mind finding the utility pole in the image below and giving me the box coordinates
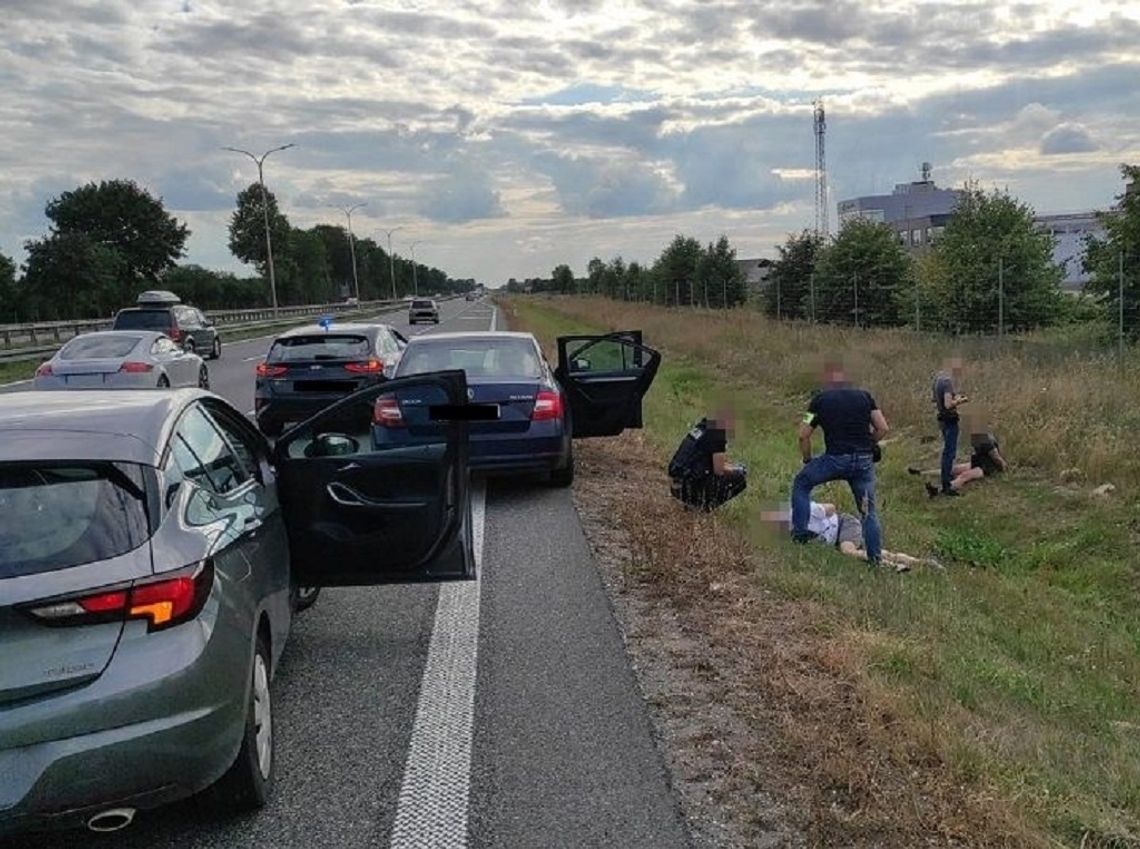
[1120,251,1126,370]
[223,144,295,315]
[809,272,816,322]
[853,270,859,328]
[998,257,1004,338]
[381,227,403,300]
[334,202,366,302]
[813,99,828,239]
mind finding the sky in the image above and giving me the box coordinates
[2,0,1139,286]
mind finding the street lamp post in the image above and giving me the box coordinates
[409,240,425,296]
[381,227,403,300]
[334,202,367,302]
[222,143,296,316]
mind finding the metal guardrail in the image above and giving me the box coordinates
[0,296,463,363]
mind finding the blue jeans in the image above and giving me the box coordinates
[939,418,959,491]
[791,453,882,562]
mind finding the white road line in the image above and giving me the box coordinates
[489,306,497,332]
[389,480,485,849]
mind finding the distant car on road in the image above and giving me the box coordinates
[381,330,660,485]
[0,378,476,836]
[33,331,209,390]
[111,291,221,360]
[465,291,479,301]
[254,322,408,437]
[408,298,440,324]
[344,296,359,306]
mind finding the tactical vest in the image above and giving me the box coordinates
[668,420,710,480]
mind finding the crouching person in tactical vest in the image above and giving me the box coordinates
[668,407,747,511]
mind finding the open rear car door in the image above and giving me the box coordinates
[555,331,661,438]
[271,370,474,586]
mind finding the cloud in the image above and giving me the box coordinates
[416,169,506,223]
[1040,123,1099,155]
[534,152,678,218]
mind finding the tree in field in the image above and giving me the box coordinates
[585,257,605,295]
[653,235,703,306]
[0,252,17,321]
[766,230,822,320]
[46,180,189,290]
[925,185,1063,333]
[626,261,646,301]
[696,235,745,308]
[552,264,574,294]
[228,183,291,277]
[286,229,333,304]
[1084,164,1140,339]
[22,233,125,320]
[812,218,912,327]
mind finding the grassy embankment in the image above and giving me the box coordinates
[505,294,1140,847]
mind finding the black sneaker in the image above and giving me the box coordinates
[941,487,961,497]
[907,466,923,476]
[925,482,939,499]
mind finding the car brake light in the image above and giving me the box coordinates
[373,394,405,427]
[24,560,214,632]
[345,358,383,374]
[35,362,53,377]
[167,327,181,341]
[256,362,287,378]
[532,389,563,421]
[119,361,154,373]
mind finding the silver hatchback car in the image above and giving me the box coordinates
[33,331,209,390]
[1,378,476,836]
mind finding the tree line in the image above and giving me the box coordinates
[0,179,474,323]
[507,234,747,308]
[762,166,1139,336]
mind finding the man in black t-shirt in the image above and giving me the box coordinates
[791,360,889,564]
[668,409,747,511]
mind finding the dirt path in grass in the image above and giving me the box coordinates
[568,433,1038,848]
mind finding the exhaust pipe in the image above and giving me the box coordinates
[86,807,136,833]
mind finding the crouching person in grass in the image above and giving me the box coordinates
[762,501,941,573]
[668,406,747,512]
[908,413,1008,498]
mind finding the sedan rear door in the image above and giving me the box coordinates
[271,371,474,586]
[555,331,661,438]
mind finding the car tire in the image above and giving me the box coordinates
[290,584,321,613]
[210,338,222,360]
[205,633,274,813]
[156,375,170,388]
[184,338,196,355]
[198,365,210,390]
[550,446,575,488]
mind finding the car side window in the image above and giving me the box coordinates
[175,405,251,495]
[202,404,266,484]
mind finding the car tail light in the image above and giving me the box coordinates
[119,361,154,373]
[24,560,214,633]
[256,362,287,378]
[345,358,383,374]
[532,389,563,421]
[167,327,182,342]
[373,394,405,427]
[35,362,53,377]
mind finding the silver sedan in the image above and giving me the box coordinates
[33,331,209,390]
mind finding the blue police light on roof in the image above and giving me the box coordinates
[318,315,333,331]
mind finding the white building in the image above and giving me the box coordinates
[1033,212,1105,291]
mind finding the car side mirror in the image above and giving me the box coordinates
[573,358,591,371]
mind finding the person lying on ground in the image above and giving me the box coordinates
[908,428,1008,498]
[668,406,747,511]
[761,501,941,572]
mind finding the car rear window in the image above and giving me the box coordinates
[59,335,141,360]
[0,462,151,579]
[267,334,371,362]
[397,337,542,378]
[113,309,173,331]
[411,300,434,309]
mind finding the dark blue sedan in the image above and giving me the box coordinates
[375,331,660,485]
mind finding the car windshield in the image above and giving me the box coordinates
[267,334,370,362]
[0,462,151,579]
[114,310,171,330]
[411,300,434,308]
[397,337,542,378]
[59,334,142,359]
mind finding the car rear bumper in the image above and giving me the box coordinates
[256,386,381,428]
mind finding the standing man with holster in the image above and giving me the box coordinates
[932,357,968,497]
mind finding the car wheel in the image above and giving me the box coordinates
[550,446,575,488]
[198,365,210,390]
[205,634,274,813]
[184,338,196,355]
[290,584,321,613]
[156,375,170,388]
[211,338,222,360]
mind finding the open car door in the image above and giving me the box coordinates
[555,330,661,438]
[271,370,474,586]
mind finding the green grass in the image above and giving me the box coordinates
[505,296,1140,846]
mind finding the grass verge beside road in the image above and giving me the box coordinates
[503,295,1140,848]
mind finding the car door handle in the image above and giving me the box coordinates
[326,481,426,510]
[244,516,263,533]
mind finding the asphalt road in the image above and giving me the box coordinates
[0,297,691,849]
